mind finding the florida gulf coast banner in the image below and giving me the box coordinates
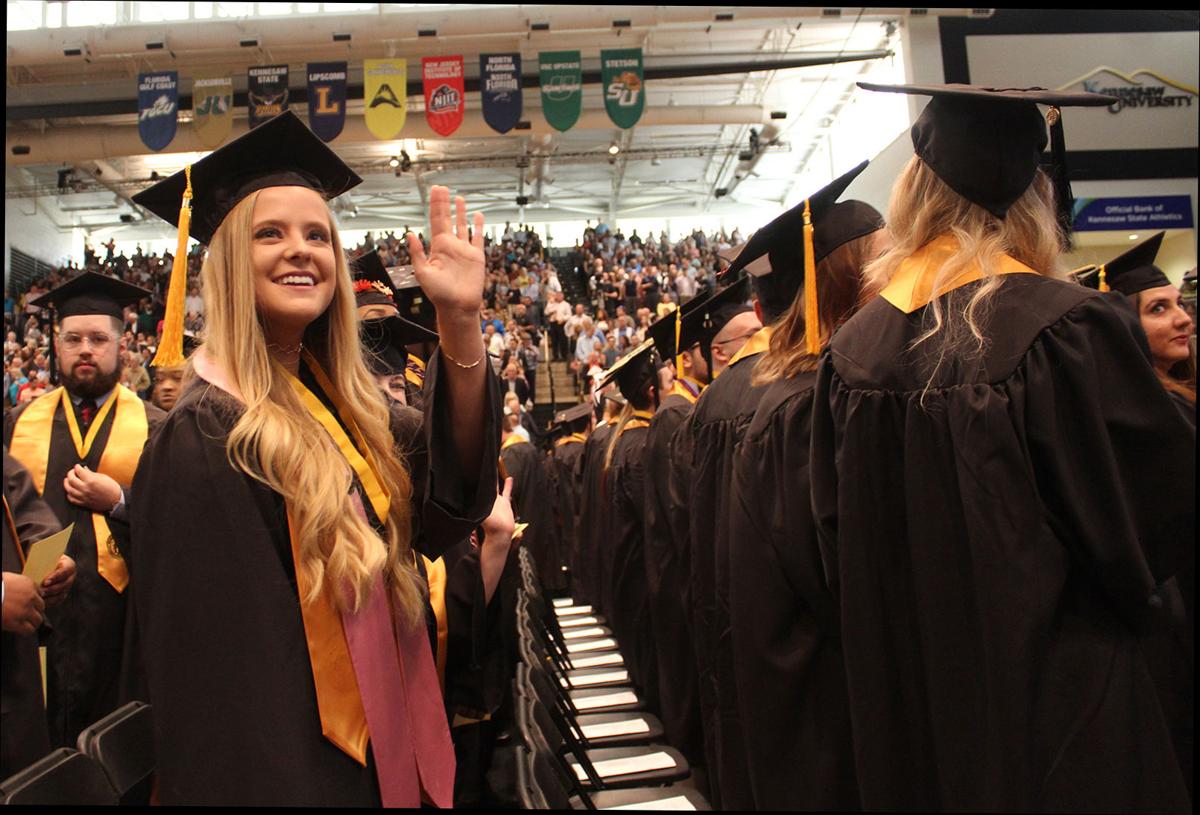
[137,71,178,151]
[423,56,465,137]
[481,52,522,134]
[364,58,407,140]
[601,48,644,129]
[539,50,582,133]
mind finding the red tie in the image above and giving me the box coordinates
[79,398,97,428]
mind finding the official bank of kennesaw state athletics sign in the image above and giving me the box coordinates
[1059,67,1197,113]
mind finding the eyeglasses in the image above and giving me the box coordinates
[711,329,759,349]
[59,332,115,351]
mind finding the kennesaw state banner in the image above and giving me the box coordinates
[248,64,289,129]
[480,52,522,134]
[192,73,233,149]
[423,56,465,137]
[307,62,347,142]
[539,51,582,132]
[601,48,644,129]
[364,58,407,139]
[137,71,178,151]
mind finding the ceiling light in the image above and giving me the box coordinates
[1129,234,1140,240]
[389,156,400,168]
[608,143,621,156]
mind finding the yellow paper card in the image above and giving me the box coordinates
[22,523,73,584]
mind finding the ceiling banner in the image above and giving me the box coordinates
[192,73,232,149]
[137,71,178,151]
[306,62,348,143]
[480,52,523,134]
[539,50,582,133]
[247,64,289,129]
[364,58,408,140]
[601,48,645,129]
[423,56,465,137]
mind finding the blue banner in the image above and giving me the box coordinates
[306,62,347,142]
[137,71,178,152]
[1073,195,1194,232]
[480,52,522,134]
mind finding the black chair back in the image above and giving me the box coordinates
[76,701,155,801]
[0,748,119,805]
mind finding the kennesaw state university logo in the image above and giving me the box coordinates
[429,84,461,113]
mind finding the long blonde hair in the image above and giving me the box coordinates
[865,157,1064,383]
[199,190,423,625]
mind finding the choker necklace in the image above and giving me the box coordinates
[267,340,304,355]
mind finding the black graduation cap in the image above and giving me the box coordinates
[360,315,440,376]
[596,338,657,401]
[552,401,594,429]
[646,275,753,360]
[1076,232,1171,296]
[389,265,440,333]
[351,251,397,309]
[856,83,1117,235]
[131,110,362,245]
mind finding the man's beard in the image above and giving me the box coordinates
[60,361,122,399]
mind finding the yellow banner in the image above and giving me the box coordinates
[364,59,407,140]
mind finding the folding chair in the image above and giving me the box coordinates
[521,662,667,749]
[76,700,155,804]
[0,748,119,805]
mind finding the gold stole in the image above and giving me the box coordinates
[719,325,774,377]
[880,235,1038,314]
[619,409,655,434]
[669,376,704,405]
[405,355,427,388]
[501,433,529,451]
[8,386,149,592]
[421,554,448,689]
[556,433,587,448]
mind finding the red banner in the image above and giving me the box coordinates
[422,56,465,137]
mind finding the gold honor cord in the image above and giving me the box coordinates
[152,165,193,368]
[802,198,821,356]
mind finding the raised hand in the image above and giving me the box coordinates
[405,186,485,323]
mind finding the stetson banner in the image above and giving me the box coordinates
[364,58,407,139]
[423,56,465,137]
[601,48,644,129]
[306,62,347,142]
[137,71,178,151]
[539,51,582,132]
[480,53,522,134]
[192,73,233,149]
[248,64,289,129]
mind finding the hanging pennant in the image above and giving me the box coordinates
[137,71,178,151]
[601,48,645,129]
[539,50,582,133]
[247,64,289,129]
[364,58,408,140]
[422,56,465,137]
[480,52,522,134]
[192,72,233,149]
[306,62,348,142]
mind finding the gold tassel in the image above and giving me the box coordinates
[674,304,684,377]
[803,198,820,356]
[151,165,193,368]
[1097,264,1110,293]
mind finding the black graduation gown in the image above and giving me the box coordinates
[573,423,615,607]
[603,422,658,710]
[727,372,859,810]
[642,393,703,765]
[682,352,770,810]
[501,437,563,594]
[127,352,500,806]
[4,392,165,749]
[1,452,61,777]
[547,437,586,594]
[810,275,1194,812]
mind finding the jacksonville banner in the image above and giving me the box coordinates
[247,64,289,129]
[422,56,465,137]
[137,71,178,151]
[601,48,644,129]
[364,58,407,139]
[480,52,522,134]
[306,62,347,142]
[539,51,582,132]
[192,73,232,149]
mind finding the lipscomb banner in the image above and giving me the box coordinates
[480,52,522,134]
[364,59,408,140]
[539,51,582,132]
[306,62,347,142]
[601,48,644,129]
[137,71,178,151]
[248,64,289,128]
[192,73,232,149]
[423,56,465,137]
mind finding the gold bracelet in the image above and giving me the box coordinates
[442,344,485,369]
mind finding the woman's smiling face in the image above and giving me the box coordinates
[251,186,338,338]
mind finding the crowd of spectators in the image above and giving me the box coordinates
[4,220,745,412]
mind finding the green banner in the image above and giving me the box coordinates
[601,48,644,129]
[538,50,582,132]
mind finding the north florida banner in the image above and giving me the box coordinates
[137,71,178,151]
[480,52,522,134]
[192,72,232,149]
[306,62,347,142]
[247,64,289,129]
[539,51,582,132]
[423,56,465,137]
[601,48,644,129]
[364,59,407,140]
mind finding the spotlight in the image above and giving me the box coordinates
[389,156,400,168]
[516,195,530,206]
[57,168,71,192]
[608,143,620,156]
[400,150,412,172]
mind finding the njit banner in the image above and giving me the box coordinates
[364,59,407,139]
[137,71,178,151]
[192,73,232,149]
[601,48,644,129]
[247,64,289,129]
[306,62,347,142]
[422,56,465,137]
[480,53,522,134]
[539,51,582,132]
